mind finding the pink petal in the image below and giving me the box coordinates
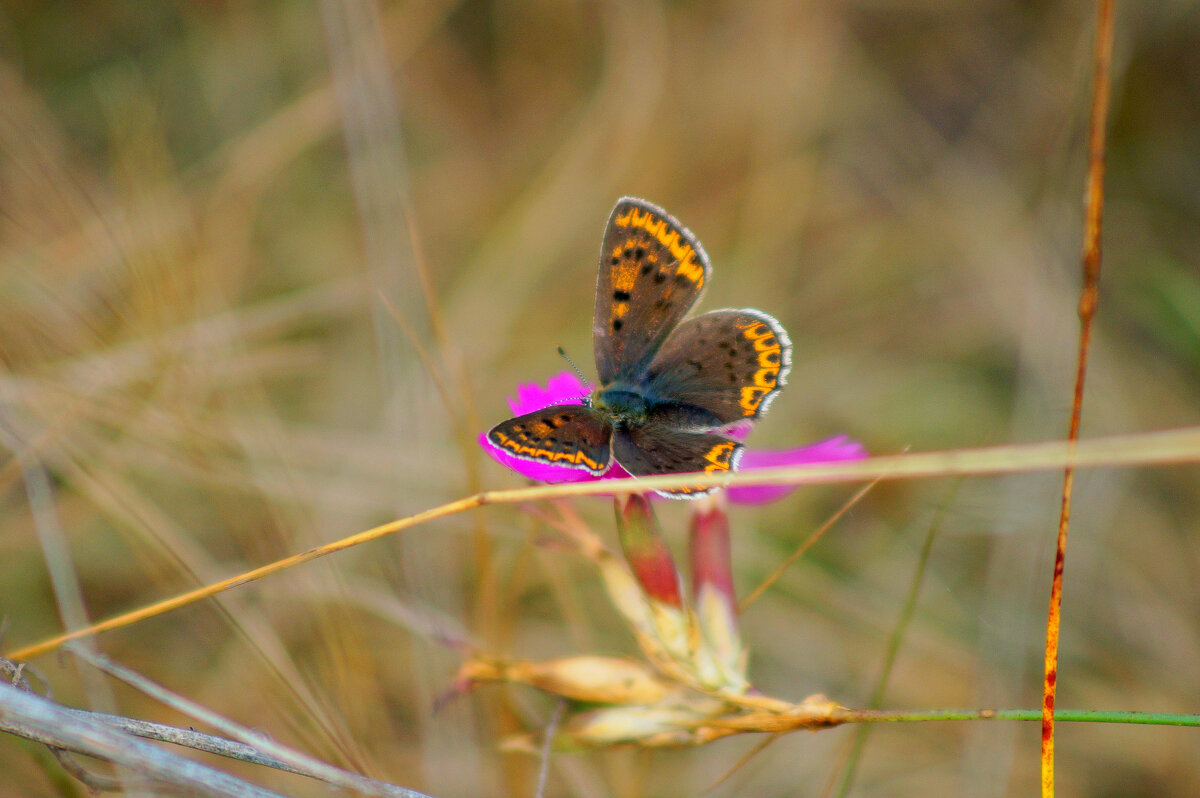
[510,372,590,415]
[727,436,867,505]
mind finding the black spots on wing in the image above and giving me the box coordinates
[611,256,619,265]
[653,298,672,310]
[620,242,648,262]
[613,290,631,302]
[718,340,745,379]
[641,264,653,275]
[674,273,689,284]
[686,359,703,371]
[612,319,624,332]
[654,272,667,284]
[557,414,572,424]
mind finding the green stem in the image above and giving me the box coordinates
[836,708,1200,727]
[833,487,951,798]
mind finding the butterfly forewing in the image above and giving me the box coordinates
[613,424,743,499]
[644,308,791,424]
[593,198,712,385]
[488,406,613,475]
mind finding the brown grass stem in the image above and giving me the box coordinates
[1042,1,1115,794]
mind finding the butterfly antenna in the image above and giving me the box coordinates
[557,346,592,398]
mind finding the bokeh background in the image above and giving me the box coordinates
[3,1,1200,795]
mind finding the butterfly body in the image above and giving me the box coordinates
[590,383,651,426]
[489,198,792,498]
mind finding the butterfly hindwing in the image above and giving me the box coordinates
[612,423,743,499]
[593,198,712,385]
[644,308,791,424]
[487,406,612,475]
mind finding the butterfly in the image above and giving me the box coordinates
[488,197,791,498]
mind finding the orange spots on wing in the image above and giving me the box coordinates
[735,319,785,415]
[757,349,781,368]
[612,260,638,292]
[737,321,773,341]
[490,430,605,472]
[614,205,705,288]
[739,386,771,415]
[674,256,705,286]
[703,441,736,473]
[751,333,778,352]
[753,368,780,388]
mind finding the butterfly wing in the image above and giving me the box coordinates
[613,424,742,499]
[487,406,613,475]
[593,198,712,385]
[644,308,791,425]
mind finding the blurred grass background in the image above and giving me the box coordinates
[2,1,1200,795]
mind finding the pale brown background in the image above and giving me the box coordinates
[2,1,1200,795]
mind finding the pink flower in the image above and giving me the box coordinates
[481,372,866,504]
